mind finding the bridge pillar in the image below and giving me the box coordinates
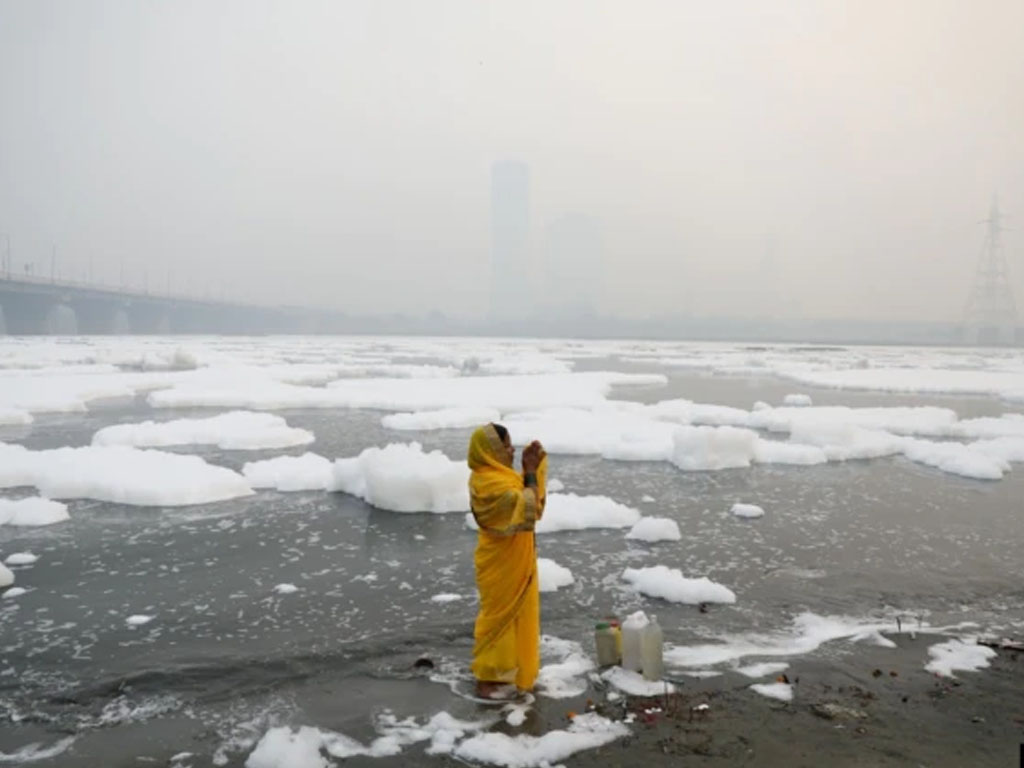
[129,303,172,334]
[111,307,131,334]
[74,298,134,334]
[45,302,78,335]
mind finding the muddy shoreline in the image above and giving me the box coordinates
[581,634,1023,768]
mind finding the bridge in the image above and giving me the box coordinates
[0,274,344,335]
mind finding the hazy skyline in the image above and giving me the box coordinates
[1,0,1022,323]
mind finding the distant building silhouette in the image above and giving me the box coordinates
[490,161,531,318]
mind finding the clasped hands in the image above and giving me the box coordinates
[521,440,546,474]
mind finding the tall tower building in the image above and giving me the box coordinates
[490,161,531,319]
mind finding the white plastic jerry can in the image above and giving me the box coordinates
[641,614,664,681]
[621,610,648,672]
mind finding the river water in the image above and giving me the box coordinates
[0,338,1022,766]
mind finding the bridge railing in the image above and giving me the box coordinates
[0,271,265,309]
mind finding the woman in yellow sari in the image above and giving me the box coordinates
[467,423,547,699]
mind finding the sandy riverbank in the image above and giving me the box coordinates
[573,633,1022,767]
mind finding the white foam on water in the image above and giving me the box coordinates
[775,366,1024,400]
[0,498,70,527]
[2,586,27,599]
[376,710,499,757]
[750,682,793,702]
[650,398,755,427]
[93,411,314,451]
[750,404,961,437]
[539,634,583,660]
[133,346,200,372]
[246,726,356,767]
[788,423,906,461]
[537,558,574,593]
[675,422,829,469]
[734,662,789,678]
[247,726,340,767]
[679,670,722,679]
[535,494,641,533]
[331,443,469,513]
[326,372,667,411]
[971,437,1024,463]
[0,443,252,506]
[752,439,828,466]
[924,639,997,678]
[534,636,594,699]
[783,394,812,407]
[126,614,155,627]
[0,563,13,588]
[900,437,1008,480]
[246,711,498,767]
[242,453,333,491]
[430,593,463,603]
[625,517,681,542]
[600,667,676,696]
[95,694,180,727]
[504,704,529,727]
[0,407,32,426]
[730,503,764,519]
[949,414,1024,440]
[382,407,501,431]
[0,736,76,763]
[212,699,290,766]
[273,584,298,595]
[535,652,594,699]
[502,406,677,461]
[850,629,897,648]
[150,371,666,413]
[664,612,899,669]
[499,397,1023,481]
[670,425,758,471]
[507,403,1019,481]
[0,368,179,415]
[474,353,573,376]
[453,712,629,767]
[4,553,37,566]
[622,566,736,605]
[332,362,460,380]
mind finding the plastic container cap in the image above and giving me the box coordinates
[595,621,609,630]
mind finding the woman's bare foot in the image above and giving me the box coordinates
[474,681,517,700]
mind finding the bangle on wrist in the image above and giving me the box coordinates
[524,472,538,488]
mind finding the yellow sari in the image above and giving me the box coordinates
[467,424,548,690]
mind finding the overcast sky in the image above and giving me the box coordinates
[1,0,1022,321]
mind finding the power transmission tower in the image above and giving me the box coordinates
[964,198,1018,345]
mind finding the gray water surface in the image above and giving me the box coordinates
[1,361,1022,765]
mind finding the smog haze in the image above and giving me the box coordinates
[1,0,1021,325]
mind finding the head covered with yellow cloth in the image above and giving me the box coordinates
[467,423,547,695]
[468,423,547,531]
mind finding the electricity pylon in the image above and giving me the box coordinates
[964,198,1018,345]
